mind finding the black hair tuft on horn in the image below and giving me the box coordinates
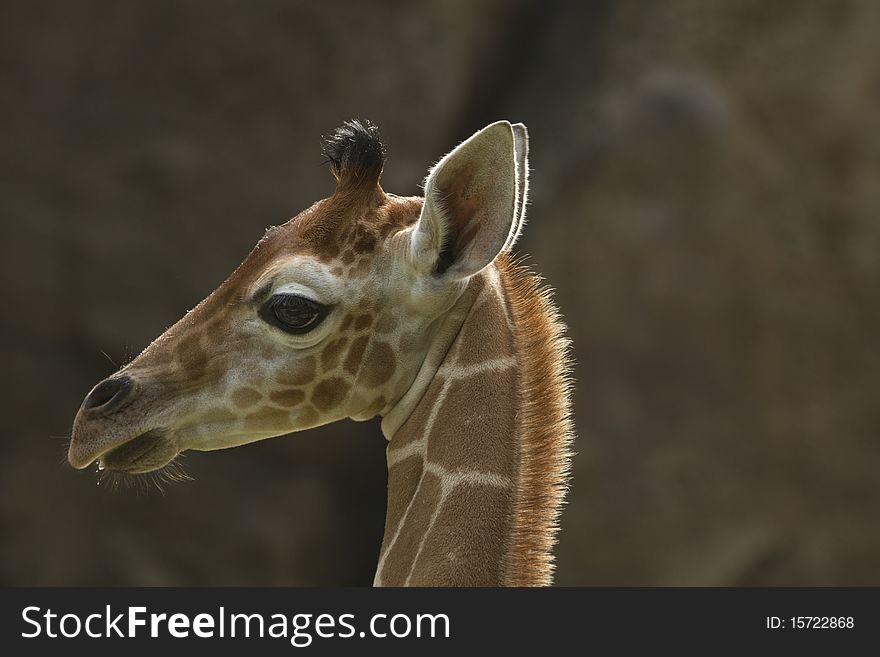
[321,119,385,189]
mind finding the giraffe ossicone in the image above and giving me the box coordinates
[69,119,573,586]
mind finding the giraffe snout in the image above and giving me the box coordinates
[70,374,173,471]
[81,375,135,415]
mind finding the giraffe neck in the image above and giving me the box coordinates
[374,253,573,586]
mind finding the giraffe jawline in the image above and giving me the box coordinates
[98,429,176,474]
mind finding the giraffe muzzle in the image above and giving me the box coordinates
[98,429,176,474]
[68,424,177,473]
[69,374,179,472]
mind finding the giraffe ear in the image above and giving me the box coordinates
[409,120,526,279]
[505,122,529,252]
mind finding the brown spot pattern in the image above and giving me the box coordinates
[311,377,350,412]
[231,387,262,409]
[269,388,306,407]
[379,197,422,237]
[362,341,395,387]
[343,336,368,375]
[353,234,376,253]
[244,406,292,432]
[175,332,207,379]
[320,337,348,372]
[204,318,227,344]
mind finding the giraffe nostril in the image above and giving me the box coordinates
[82,376,134,413]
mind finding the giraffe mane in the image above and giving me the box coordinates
[498,251,575,586]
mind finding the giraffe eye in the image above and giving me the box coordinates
[260,294,328,334]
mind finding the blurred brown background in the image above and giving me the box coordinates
[2,0,879,585]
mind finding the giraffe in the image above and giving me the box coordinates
[68,119,573,586]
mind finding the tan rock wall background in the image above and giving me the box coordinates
[2,0,878,584]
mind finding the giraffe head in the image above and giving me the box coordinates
[69,119,528,475]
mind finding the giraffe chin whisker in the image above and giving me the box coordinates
[96,456,192,495]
